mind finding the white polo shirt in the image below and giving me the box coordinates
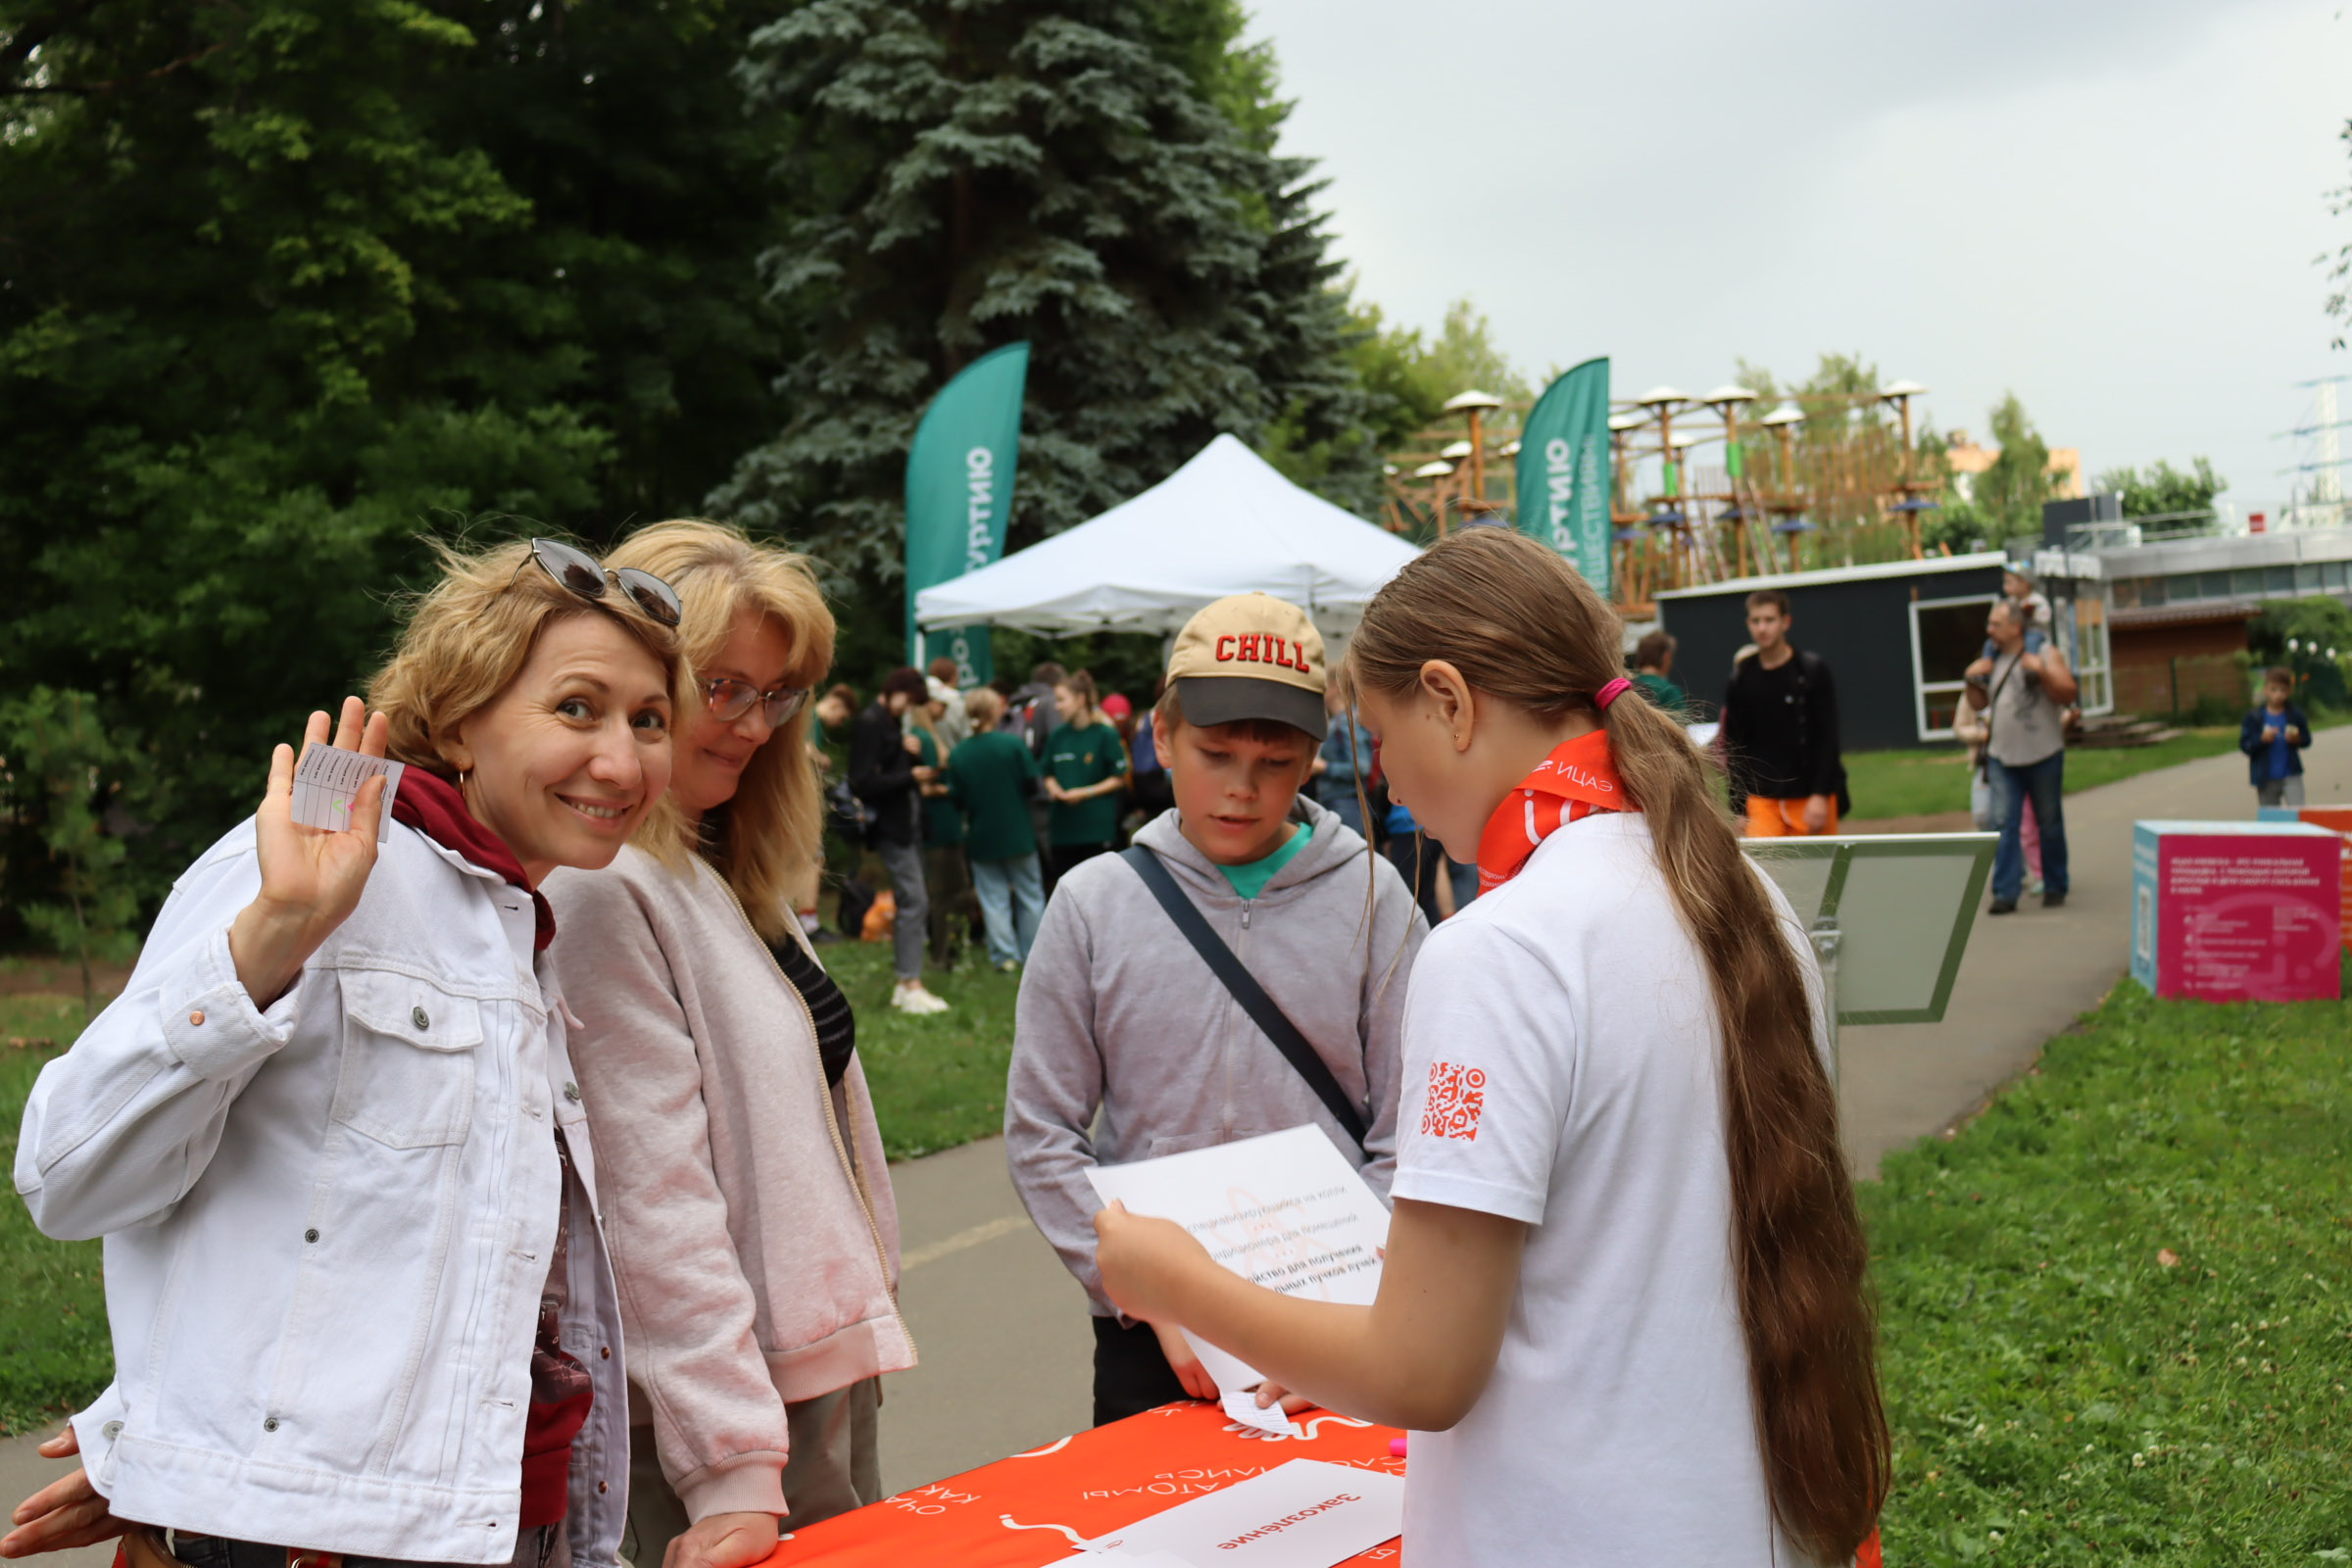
[1391,811,1828,1566]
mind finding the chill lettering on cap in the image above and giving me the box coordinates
[1212,632,1313,673]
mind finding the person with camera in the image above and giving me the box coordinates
[1964,598,2077,913]
[849,668,951,1014]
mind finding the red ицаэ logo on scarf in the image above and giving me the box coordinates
[1420,1061,1486,1141]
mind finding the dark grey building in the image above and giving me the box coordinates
[1653,553,2012,753]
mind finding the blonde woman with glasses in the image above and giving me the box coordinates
[540,522,912,1568]
[8,538,684,1568]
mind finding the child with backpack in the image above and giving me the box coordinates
[1005,593,1427,1426]
[1095,531,1887,1566]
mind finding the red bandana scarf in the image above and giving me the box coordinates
[390,768,557,951]
[1475,730,1637,894]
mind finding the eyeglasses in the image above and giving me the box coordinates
[705,677,811,728]
[521,538,683,627]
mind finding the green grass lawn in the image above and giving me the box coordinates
[13,925,2351,1562]
[1866,965,2352,1561]
[819,937,1023,1161]
[1,994,108,1436]
[1844,727,2244,821]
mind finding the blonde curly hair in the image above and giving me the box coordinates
[368,536,688,782]
[610,520,836,940]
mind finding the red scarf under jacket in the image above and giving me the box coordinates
[1474,730,1637,894]
[389,768,556,952]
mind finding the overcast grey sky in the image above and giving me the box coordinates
[1249,0,2352,518]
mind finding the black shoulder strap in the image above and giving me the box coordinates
[1983,651,2021,747]
[1120,846,1368,1152]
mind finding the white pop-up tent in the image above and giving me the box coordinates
[913,433,1420,640]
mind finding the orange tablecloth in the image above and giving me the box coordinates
[761,1400,1405,1566]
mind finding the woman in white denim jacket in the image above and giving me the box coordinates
[542,523,913,1568]
[9,539,686,1568]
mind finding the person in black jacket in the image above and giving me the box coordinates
[1720,589,1848,836]
[2240,666,2314,808]
[851,666,951,1014]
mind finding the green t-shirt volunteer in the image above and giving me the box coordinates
[1047,718,1128,848]
[912,727,963,848]
[947,729,1042,862]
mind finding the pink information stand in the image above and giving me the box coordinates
[2132,820,2342,1003]
[2257,806,2352,952]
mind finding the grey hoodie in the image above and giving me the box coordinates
[1004,795,1428,1315]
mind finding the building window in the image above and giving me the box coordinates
[2112,577,2142,610]
[2296,564,2323,592]
[2267,565,2295,595]
[2328,561,2349,592]
[2070,594,2113,716]
[2202,571,2232,600]
[1911,594,1998,741]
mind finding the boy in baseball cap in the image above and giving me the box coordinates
[1005,593,1427,1424]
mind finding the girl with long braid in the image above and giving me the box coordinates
[1096,528,1886,1565]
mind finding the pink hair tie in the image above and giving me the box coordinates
[1594,676,1634,710]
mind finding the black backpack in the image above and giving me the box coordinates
[825,776,878,847]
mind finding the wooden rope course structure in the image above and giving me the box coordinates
[1382,388,1943,613]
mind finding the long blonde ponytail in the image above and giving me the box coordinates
[1348,529,1888,1563]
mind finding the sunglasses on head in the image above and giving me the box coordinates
[704,677,811,728]
[521,538,683,627]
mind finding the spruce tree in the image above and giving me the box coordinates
[712,0,1380,623]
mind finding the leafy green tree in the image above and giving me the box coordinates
[2092,457,2227,523]
[1914,427,1986,555]
[1735,353,1906,539]
[1344,299,1448,452]
[1970,393,2054,545]
[1736,352,1887,442]
[2249,598,2352,711]
[710,0,1382,658]
[1,0,790,911]
[0,689,144,1009]
[1416,299,1534,407]
[1352,297,1533,441]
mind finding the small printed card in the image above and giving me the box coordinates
[1078,1458,1404,1565]
[291,743,405,844]
[1220,1389,1304,1440]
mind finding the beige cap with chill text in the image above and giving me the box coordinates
[1166,593,1328,740]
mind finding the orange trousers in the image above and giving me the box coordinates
[1744,795,1839,837]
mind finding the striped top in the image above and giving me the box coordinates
[770,934,857,1089]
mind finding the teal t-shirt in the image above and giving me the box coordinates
[1216,821,1310,901]
[1047,718,1128,847]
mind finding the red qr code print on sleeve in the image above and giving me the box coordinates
[1420,1061,1487,1141]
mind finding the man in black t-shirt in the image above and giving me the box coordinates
[1720,589,1846,836]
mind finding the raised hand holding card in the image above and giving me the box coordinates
[292,742,405,844]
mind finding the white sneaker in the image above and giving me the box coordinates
[891,983,951,1015]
